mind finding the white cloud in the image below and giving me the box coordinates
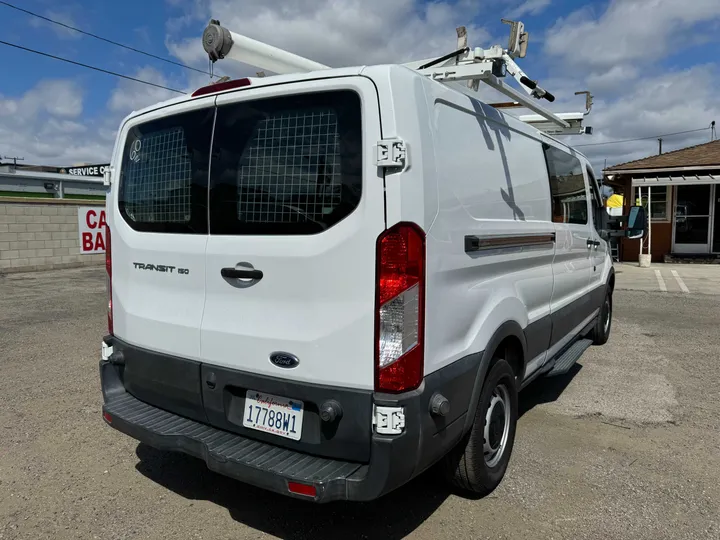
[585,65,639,94]
[107,67,182,113]
[544,0,720,73]
[564,66,720,171]
[29,10,82,40]
[0,80,84,119]
[0,80,111,165]
[507,0,552,19]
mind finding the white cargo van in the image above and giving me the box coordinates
[100,20,646,502]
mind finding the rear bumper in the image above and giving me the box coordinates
[100,350,481,503]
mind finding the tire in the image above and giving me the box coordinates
[591,288,612,345]
[441,358,518,496]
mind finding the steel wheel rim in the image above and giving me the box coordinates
[603,296,611,334]
[483,383,511,468]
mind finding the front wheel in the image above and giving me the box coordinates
[440,358,518,496]
[591,288,612,345]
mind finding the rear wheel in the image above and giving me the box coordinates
[591,288,612,345]
[441,358,518,496]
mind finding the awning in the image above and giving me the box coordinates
[632,174,718,186]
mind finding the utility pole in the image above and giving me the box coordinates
[658,138,663,155]
[2,155,25,167]
[712,121,716,141]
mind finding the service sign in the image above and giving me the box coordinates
[77,206,107,254]
[64,164,111,177]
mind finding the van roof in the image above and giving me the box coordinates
[118,63,590,166]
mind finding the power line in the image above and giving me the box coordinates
[0,39,187,94]
[0,1,217,78]
[575,127,709,147]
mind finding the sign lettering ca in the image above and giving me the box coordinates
[77,207,107,254]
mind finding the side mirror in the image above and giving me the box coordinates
[625,205,646,239]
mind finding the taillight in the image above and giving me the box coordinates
[106,225,113,335]
[191,77,251,97]
[375,222,425,393]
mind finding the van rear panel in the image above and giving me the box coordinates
[107,76,385,460]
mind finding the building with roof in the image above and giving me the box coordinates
[604,139,720,263]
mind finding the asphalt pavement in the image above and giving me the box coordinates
[1,266,719,540]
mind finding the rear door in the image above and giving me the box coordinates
[200,77,385,390]
[586,164,609,293]
[110,96,215,359]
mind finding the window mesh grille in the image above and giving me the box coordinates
[123,127,192,223]
[236,109,341,223]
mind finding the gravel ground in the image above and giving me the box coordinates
[1,267,719,540]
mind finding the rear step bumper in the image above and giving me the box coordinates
[100,352,479,502]
[103,390,369,502]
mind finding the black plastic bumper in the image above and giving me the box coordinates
[103,389,369,502]
[100,349,481,503]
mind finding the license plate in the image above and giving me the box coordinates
[243,390,304,441]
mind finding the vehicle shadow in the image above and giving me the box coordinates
[518,363,583,418]
[134,444,451,539]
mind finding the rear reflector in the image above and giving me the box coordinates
[375,223,425,393]
[191,78,252,97]
[287,482,317,498]
[103,411,112,424]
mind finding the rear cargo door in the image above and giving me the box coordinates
[200,77,385,390]
[110,96,215,359]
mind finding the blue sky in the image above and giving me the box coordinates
[1,0,720,172]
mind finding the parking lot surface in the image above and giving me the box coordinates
[1,266,719,540]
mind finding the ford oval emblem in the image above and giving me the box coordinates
[270,352,300,369]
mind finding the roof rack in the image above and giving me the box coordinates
[201,18,593,136]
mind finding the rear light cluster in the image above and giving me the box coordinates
[106,225,113,335]
[375,223,426,393]
[191,77,252,97]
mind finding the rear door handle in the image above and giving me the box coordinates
[221,267,264,280]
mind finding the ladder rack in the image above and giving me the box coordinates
[201,18,593,136]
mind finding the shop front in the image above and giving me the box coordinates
[603,140,720,262]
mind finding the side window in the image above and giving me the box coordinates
[587,166,604,231]
[543,144,588,225]
[209,90,363,235]
[119,107,214,234]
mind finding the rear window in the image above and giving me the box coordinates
[210,90,362,235]
[117,90,362,236]
[119,108,214,234]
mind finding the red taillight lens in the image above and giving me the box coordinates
[106,225,113,335]
[375,223,425,393]
[191,78,251,97]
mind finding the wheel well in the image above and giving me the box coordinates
[609,271,615,293]
[492,335,524,380]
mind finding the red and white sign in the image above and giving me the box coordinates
[77,206,107,254]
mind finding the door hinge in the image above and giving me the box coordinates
[103,165,114,186]
[375,139,408,169]
[372,405,406,435]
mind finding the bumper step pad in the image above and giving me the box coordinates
[103,392,368,501]
[548,338,592,377]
